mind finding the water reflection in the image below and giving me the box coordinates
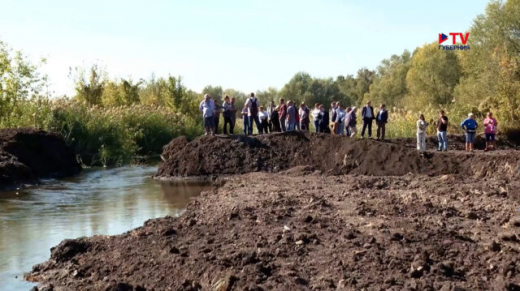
[0,166,210,291]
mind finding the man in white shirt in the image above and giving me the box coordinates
[244,93,260,135]
[258,106,269,134]
[199,94,215,135]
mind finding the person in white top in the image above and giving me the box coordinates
[258,106,269,134]
[417,114,429,151]
[311,103,320,132]
[199,94,216,135]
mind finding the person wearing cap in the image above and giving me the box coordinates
[199,94,216,136]
[483,112,498,151]
[460,113,478,152]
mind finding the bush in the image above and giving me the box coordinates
[0,98,203,166]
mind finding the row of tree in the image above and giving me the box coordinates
[2,0,519,128]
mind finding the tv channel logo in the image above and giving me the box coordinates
[438,32,470,50]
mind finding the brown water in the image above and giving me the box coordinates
[0,166,209,291]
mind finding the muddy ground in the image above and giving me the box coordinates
[27,133,520,290]
[0,128,81,189]
[157,132,518,178]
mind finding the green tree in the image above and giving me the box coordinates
[279,72,312,103]
[139,75,169,106]
[366,50,411,107]
[336,68,375,106]
[0,41,46,119]
[74,64,106,106]
[454,0,520,124]
[101,79,142,107]
[405,43,462,109]
[255,87,278,107]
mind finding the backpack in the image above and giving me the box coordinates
[250,98,258,116]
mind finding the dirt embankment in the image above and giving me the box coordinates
[0,128,81,189]
[156,132,520,179]
[25,133,520,290]
[26,172,520,290]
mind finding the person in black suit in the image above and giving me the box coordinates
[376,104,388,140]
[318,104,330,133]
[361,100,375,138]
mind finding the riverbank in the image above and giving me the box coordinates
[0,128,81,190]
[27,170,520,290]
[26,133,520,290]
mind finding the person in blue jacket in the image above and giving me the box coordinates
[460,113,478,152]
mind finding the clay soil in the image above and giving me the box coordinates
[27,133,520,291]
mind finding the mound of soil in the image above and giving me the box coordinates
[0,128,81,188]
[395,134,517,151]
[156,132,520,178]
[26,172,520,290]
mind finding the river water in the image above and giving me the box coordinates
[0,166,209,291]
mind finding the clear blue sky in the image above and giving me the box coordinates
[0,0,490,96]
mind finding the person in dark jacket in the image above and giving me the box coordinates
[318,104,330,133]
[223,96,237,135]
[271,106,281,132]
[376,104,388,140]
[345,107,352,137]
[361,101,375,138]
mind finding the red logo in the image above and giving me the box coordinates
[439,32,469,44]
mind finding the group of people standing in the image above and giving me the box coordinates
[199,94,499,152]
[416,110,498,152]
